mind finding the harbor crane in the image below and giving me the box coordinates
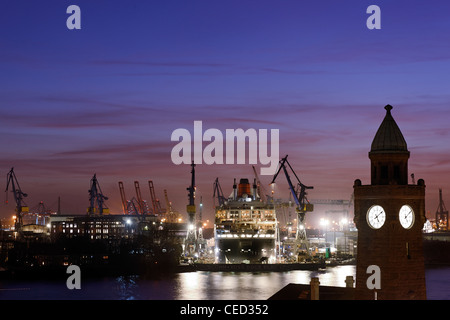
[87,174,109,215]
[164,189,181,223]
[436,188,448,231]
[148,180,164,215]
[30,201,54,225]
[164,189,173,214]
[5,167,29,230]
[32,201,52,215]
[271,155,314,259]
[134,181,147,214]
[185,161,197,256]
[118,181,129,214]
[118,181,141,215]
[213,177,227,207]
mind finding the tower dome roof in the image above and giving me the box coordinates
[370,105,408,153]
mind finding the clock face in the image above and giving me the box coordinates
[399,205,415,229]
[367,205,386,229]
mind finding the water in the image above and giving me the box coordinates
[0,266,449,300]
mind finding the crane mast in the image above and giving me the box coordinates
[185,161,197,256]
[271,155,314,259]
[118,181,128,214]
[164,189,173,213]
[5,167,29,230]
[148,180,157,214]
[134,181,147,214]
[148,180,163,215]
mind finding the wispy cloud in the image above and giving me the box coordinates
[0,94,174,129]
[89,59,231,68]
[54,141,172,158]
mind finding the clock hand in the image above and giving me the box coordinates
[375,211,384,220]
[404,211,411,220]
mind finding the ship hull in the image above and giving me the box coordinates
[216,237,276,263]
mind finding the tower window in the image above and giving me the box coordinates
[380,165,388,181]
[394,165,400,181]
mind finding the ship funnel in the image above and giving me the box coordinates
[238,179,251,199]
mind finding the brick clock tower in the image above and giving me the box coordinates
[354,105,427,300]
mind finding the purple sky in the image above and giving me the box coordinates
[2,1,450,227]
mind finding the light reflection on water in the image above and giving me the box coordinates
[1,266,449,300]
[174,265,356,300]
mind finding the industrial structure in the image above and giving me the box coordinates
[184,161,200,257]
[118,179,171,217]
[5,167,29,231]
[271,155,314,260]
[435,188,448,231]
[87,174,109,215]
[1,171,187,275]
[164,189,182,223]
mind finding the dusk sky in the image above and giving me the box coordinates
[2,1,450,227]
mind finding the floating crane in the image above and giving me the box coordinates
[271,155,313,259]
[5,167,29,230]
[87,174,109,215]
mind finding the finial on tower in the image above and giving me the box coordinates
[385,104,393,114]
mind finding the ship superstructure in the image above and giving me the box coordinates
[214,178,277,263]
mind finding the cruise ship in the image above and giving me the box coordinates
[214,178,277,263]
